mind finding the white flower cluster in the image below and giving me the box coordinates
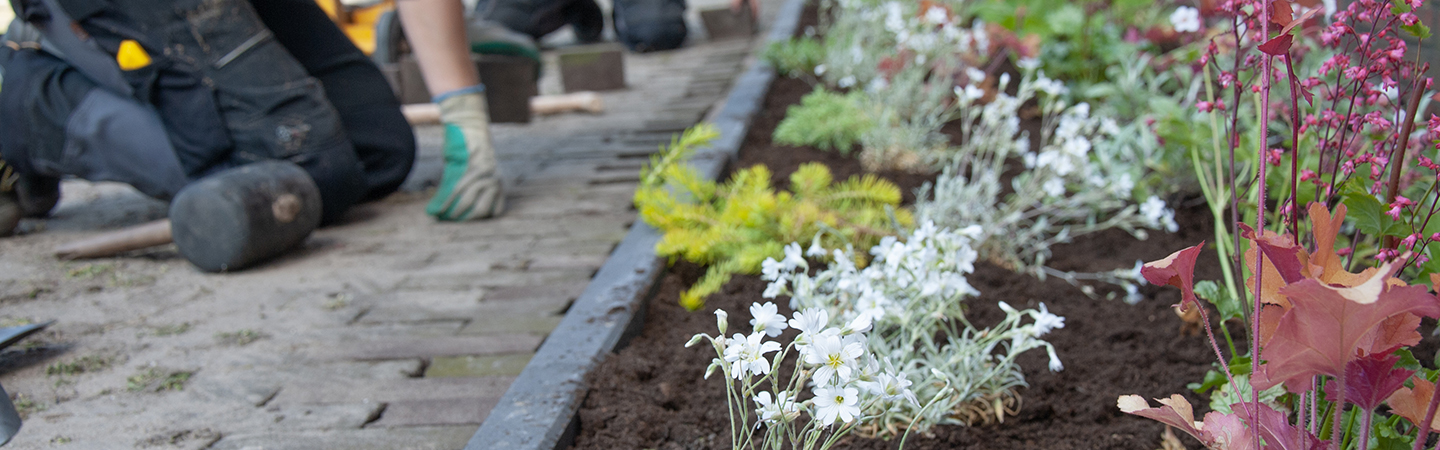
[752,224,1065,436]
[918,65,1170,299]
[690,300,921,448]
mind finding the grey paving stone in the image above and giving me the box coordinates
[427,354,535,377]
[210,426,475,450]
[482,282,589,303]
[368,397,504,428]
[331,335,542,360]
[271,376,516,405]
[397,269,595,292]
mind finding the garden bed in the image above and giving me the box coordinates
[570,68,1228,449]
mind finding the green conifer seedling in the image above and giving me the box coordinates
[636,125,911,310]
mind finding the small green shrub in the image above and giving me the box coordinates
[773,88,872,154]
[763,37,825,79]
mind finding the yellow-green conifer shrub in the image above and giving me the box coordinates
[636,125,912,310]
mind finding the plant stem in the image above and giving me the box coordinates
[1359,407,1374,450]
[1383,87,1426,249]
[1254,5,1273,449]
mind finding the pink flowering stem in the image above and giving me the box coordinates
[1383,87,1424,250]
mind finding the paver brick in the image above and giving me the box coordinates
[330,335,542,360]
[482,281,588,302]
[210,425,475,450]
[270,376,516,405]
[396,268,594,291]
[368,397,503,428]
[426,354,535,377]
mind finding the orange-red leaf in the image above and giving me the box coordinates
[1242,227,1303,308]
[1253,262,1440,392]
[1142,243,1205,312]
[1388,376,1440,429]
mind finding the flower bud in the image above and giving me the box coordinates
[685,334,706,348]
[715,309,729,334]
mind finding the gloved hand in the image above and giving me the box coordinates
[427,90,506,221]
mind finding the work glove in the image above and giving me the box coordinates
[427,90,506,221]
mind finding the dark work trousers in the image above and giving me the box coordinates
[0,0,415,222]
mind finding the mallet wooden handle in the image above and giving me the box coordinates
[54,219,173,260]
[401,92,605,125]
[531,92,604,115]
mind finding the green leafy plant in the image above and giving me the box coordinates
[773,88,872,154]
[764,37,826,80]
[635,125,911,309]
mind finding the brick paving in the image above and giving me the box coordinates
[0,11,762,448]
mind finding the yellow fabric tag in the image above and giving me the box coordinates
[116,40,151,71]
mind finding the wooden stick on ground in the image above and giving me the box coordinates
[54,219,173,260]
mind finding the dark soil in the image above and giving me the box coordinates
[574,79,1233,450]
[571,3,1229,447]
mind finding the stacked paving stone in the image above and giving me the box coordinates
[0,23,759,450]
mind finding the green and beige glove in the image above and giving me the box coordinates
[427,89,506,221]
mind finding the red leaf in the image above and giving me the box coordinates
[1240,223,1306,284]
[1241,226,1304,308]
[1253,262,1440,392]
[1142,243,1205,311]
[1270,0,1294,28]
[1259,33,1295,56]
[1253,401,1326,450]
[1343,353,1414,411]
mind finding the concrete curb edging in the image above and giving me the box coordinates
[463,0,808,448]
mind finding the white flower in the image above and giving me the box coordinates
[1170,6,1201,33]
[789,309,830,341]
[1032,303,1065,336]
[754,391,800,425]
[1123,283,1144,304]
[1035,75,1067,96]
[805,334,864,386]
[1017,58,1040,71]
[842,314,872,335]
[723,332,781,379]
[761,257,785,282]
[862,372,919,406]
[997,301,1019,315]
[806,240,827,257]
[923,5,949,24]
[814,64,827,76]
[956,84,984,102]
[1139,196,1179,232]
[812,386,862,424]
[750,302,789,337]
[855,290,889,322]
[838,76,857,88]
[1042,178,1065,197]
[965,67,986,82]
[781,242,807,270]
[762,278,786,299]
[1046,345,1064,372]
